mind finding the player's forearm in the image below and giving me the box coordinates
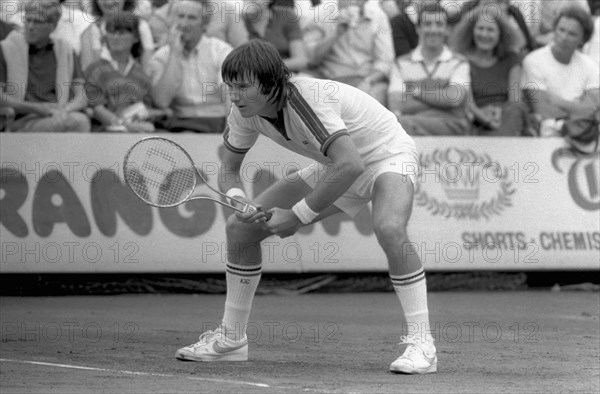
[219,149,247,195]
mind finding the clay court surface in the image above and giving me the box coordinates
[1,291,598,393]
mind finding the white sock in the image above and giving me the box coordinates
[221,262,262,341]
[390,268,433,343]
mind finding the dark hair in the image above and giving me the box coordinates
[221,39,291,103]
[553,4,595,45]
[90,0,137,18]
[105,14,143,59]
[449,5,522,59]
[418,2,448,25]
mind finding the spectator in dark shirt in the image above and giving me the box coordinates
[449,5,528,135]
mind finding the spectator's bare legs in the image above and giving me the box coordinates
[371,173,432,343]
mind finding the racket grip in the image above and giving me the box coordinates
[246,204,272,222]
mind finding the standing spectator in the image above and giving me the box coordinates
[243,0,308,73]
[80,0,155,73]
[85,14,164,132]
[148,0,232,133]
[51,0,92,54]
[304,0,394,105]
[0,1,90,132]
[147,0,248,48]
[388,2,471,136]
[521,4,599,137]
[450,5,528,136]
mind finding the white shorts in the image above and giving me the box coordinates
[298,152,419,217]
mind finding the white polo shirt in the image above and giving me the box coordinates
[225,76,417,166]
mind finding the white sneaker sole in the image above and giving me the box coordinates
[390,357,438,374]
[175,347,248,362]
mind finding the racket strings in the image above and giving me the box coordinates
[125,139,197,207]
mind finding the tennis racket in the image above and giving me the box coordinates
[123,136,266,217]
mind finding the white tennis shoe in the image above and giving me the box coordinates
[175,328,248,362]
[390,335,437,374]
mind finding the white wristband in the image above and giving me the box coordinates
[292,198,319,225]
[226,188,246,200]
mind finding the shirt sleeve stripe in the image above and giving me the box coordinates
[223,125,250,154]
[321,130,350,155]
[288,84,331,145]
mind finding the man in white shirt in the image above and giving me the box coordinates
[522,4,599,137]
[149,0,232,133]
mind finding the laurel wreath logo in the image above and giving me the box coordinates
[414,148,515,220]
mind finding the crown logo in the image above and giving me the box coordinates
[440,166,481,200]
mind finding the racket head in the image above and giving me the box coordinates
[123,137,198,208]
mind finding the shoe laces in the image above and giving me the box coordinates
[400,335,433,354]
[192,328,223,348]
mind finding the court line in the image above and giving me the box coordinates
[0,358,270,388]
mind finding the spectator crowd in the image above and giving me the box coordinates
[0,0,598,143]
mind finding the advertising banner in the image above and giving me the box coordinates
[1,133,598,273]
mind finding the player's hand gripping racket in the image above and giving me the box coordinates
[123,137,269,219]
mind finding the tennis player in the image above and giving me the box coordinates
[175,39,437,374]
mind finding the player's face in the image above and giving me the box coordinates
[473,17,500,52]
[418,12,448,50]
[226,77,276,118]
[553,17,585,53]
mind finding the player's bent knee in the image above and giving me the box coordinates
[225,215,268,244]
[373,220,408,247]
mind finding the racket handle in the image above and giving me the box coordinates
[246,204,272,222]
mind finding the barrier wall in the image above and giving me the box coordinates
[1,133,598,273]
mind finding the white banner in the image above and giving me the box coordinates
[1,133,598,273]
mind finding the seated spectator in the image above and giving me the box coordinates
[459,0,535,55]
[0,2,90,132]
[51,0,92,55]
[519,0,590,47]
[304,0,394,105]
[147,0,248,48]
[522,4,599,138]
[388,2,471,136]
[85,14,166,132]
[243,0,308,73]
[389,0,419,58]
[449,5,528,136]
[80,0,155,73]
[148,0,232,133]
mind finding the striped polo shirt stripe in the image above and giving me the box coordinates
[287,84,330,145]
